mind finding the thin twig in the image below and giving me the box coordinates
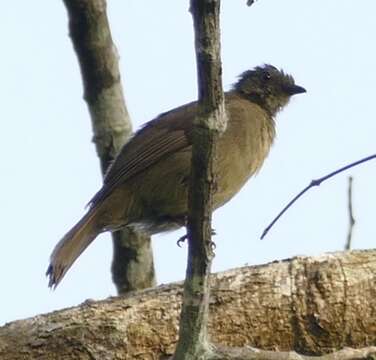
[345,176,355,250]
[261,154,376,240]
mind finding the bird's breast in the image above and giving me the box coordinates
[213,99,275,209]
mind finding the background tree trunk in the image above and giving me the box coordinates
[62,0,156,293]
[1,250,375,359]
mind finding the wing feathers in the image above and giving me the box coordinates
[88,108,194,208]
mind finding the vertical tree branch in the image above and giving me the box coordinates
[62,0,156,293]
[173,0,227,358]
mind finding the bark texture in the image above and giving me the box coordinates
[173,0,227,358]
[1,250,375,359]
[62,0,156,293]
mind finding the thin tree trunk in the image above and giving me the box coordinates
[62,0,156,293]
[1,251,375,359]
[173,0,227,358]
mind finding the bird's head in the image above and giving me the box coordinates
[234,64,306,117]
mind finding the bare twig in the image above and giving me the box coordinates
[345,176,355,250]
[261,154,376,240]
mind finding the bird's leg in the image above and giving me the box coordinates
[176,229,217,248]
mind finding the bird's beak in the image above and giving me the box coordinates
[285,84,306,96]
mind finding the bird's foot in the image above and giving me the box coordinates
[176,229,216,248]
[177,234,188,247]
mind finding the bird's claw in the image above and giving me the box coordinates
[177,234,188,247]
[176,229,217,248]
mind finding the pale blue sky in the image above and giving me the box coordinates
[1,1,375,325]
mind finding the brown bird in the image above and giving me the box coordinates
[47,64,306,288]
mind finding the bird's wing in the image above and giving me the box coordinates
[88,101,197,208]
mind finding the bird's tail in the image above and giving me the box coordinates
[46,208,100,289]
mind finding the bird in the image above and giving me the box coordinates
[47,64,306,288]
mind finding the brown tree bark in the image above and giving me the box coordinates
[173,0,227,358]
[1,250,375,359]
[62,0,156,293]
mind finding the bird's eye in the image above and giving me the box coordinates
[264,72,271,80]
